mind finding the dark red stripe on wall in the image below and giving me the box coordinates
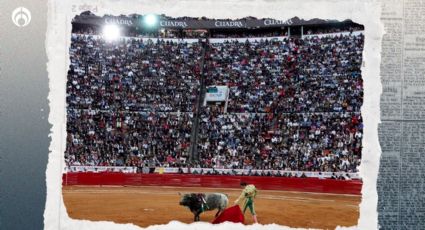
[63,173,362,195]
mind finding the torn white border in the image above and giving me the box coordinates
[44,0,384,229]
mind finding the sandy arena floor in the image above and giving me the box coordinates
[62,186,360,229]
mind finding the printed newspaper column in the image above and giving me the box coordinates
[379,0,425,228]
[377,0,404,227]
[400,0,425,226]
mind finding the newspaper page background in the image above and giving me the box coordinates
[3,0,425,229]
[378,0,425,228]
[44,0,382,229]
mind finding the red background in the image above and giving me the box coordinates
[63,172,362,195]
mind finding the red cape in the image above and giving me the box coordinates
[212,205,244,224]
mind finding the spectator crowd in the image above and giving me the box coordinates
[197,111,362,172]
[65,29,364,174]
[67,35,202,112]
[205,34,364,113]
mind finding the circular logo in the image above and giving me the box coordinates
[12,7,31,27]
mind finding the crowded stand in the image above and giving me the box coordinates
[65,15,364,176]
[66,109,192,167]
[67,35,202,112]
[204,35,364,113]
[197,110,362,172]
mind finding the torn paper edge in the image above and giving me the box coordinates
[44,0,384,229]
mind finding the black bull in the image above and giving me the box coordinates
[179,193,228,221]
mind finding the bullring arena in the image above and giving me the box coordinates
[62,173,362,229]
[63,14,365,229]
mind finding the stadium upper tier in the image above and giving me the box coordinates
[67,35,203,112]
[67,32,363,113]
[65,31,364,173]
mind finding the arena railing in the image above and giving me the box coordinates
[71,30,364,44]
[65,166,360,179]
[62,171,362,195]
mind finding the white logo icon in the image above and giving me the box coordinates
[12,7,31,27]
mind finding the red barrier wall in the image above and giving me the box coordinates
[63,173,362,195]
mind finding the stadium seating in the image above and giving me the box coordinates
[65,30,364,174]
